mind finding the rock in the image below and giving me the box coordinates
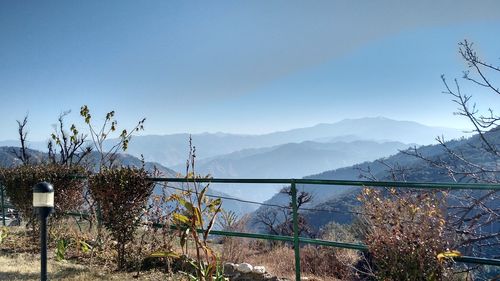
[253,266,266,274]
[227,262,288,281]
[236,263,253,273]
[223,262,237,276]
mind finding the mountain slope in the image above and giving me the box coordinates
[251,128,499,231]
[0,117,465,168]
[180,140,411,178]
[114,117,466,167]
[0,147,256,216]
[183,140,411,202]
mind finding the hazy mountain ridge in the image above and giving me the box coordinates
[103,117,465,167]
[251,128,499,231]
[0,147,255,216]
[1,117,465,203]
[187,140,412,202]
[0,117,465,168]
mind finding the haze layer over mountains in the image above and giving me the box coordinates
[0,117,466,202]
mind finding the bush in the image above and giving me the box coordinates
[0,164,86,224]
[359,188,449,280]
[88,167,154,269]
[299,222,359,279]
[218,211,252,264]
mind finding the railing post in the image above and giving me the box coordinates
[1,184,5,226]
[290,179,301,281]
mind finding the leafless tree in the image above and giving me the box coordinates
[11,115,30,165]
[47,111,92,167]
[254,186,312,237]
[400,40,499,261]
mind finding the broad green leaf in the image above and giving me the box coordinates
[173,213,190,224]
[178,198,194,214]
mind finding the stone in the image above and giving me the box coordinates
[236,263,253,273]
[253,266,266,274]
[223,262,237,276]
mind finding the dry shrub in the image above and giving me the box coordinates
[300,222,359,279]
[359,188,449,281]
[131,188,178,273]
[0,164,86,224]
[0,226,37,253]
[89,167,154,269]
[300,245,357,279]
[220,236,253,264]
[243,239,358,280]
[218,212,254,264]
[246,245,296,277]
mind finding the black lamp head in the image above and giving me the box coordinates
[33,182,54,194]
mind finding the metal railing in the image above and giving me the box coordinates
[158,178,500,281]
[1,178,499,281]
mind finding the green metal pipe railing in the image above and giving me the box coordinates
[1,184,5,226]
[152,177,500,190]
[290,180,301,279]
[1,176,500,280]
[167,224,500,267]
[157,177,500,281]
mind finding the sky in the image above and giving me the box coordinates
[1,0,500,141]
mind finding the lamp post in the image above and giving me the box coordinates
[33,182,54,281]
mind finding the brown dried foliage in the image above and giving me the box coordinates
[88,167,154,269]
[0,164,86,223]
[359,188,450,281]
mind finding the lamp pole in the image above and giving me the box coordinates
[33,182,54,281]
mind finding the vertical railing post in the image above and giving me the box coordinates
[1,184,5,226]
[290,179,301,281]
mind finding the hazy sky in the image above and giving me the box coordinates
[1,1,500,141]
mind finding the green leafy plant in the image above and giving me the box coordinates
[171,137,223,280]
[55,238,71,261]
[183,258,228,281]
[49,217,94,262]
[0,227,8,244]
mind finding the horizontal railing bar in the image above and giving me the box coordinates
[454,256,500,266]
[57,175,500,190]
[207,229,295,242]
[64,212,91,219]
[146,221,500,267]
[153,223,294,242]
[150,177,500,190]
[298,237,368,251]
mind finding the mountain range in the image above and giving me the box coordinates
[186,140,412,202]
[0,147,255,216]
[0,117,468,213]
[250,126,499,232]
[122,117,465,167]
[0,117,465,167]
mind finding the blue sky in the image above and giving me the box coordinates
[1,1,500,141]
